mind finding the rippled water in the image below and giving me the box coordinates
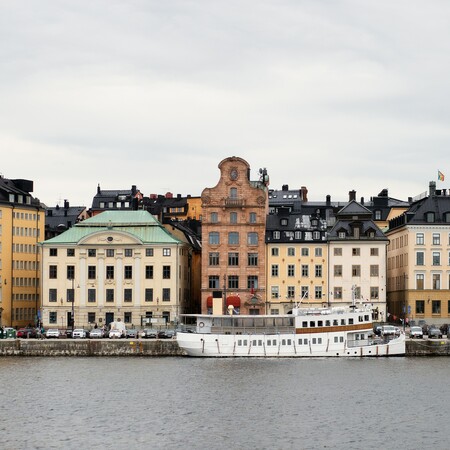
[1,356,449,450]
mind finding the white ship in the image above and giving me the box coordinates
[176,304,405,357]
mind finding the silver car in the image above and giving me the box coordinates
[89,328,104,339]
[410,326,423,339]
[45,329,61,339]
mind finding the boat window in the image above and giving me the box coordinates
[267,340,271,346]
[282,339,286,345]
[348,318,354,324]
[312,338,317,344]
[238,340,242,346]
[326,320,331,326]
[318,338,322,344]
[333,319,338,326]
[310,321,315,327]
[340,337,344,343]
[318,320,323,327]
[272,340,277,346]
[258,340,262,346]
[359,316,364,322]
[304,339,308,345]
[287,339,292,345]
[334,336,338,343]
[252,340,257,346]
[365,315,370,321]
[243,340,248,346]
[302,321,308,327]
[341,319,346,325]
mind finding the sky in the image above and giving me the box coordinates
[1,1,449,207]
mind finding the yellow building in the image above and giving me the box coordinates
[0,177,45,328]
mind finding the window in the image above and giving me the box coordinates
[49,289,57,302]
[88,266,96,280]
[334,265,342,277]
[315,248,322,257]
[145,288,154,302]
[433,233,440,245]
[67,265,75,280]
[271,265,279,277]
[230,187,238,198]
[247,232,258,245]
[374,210,382,220]
[209,276,220,289]
[370,287,379,299]
[301,248,309,257]
[209,232,220,245]
[106,266,115,280]
[228,253,239,266]
[352,248,360,256]
[88,289,96,303]
[416,274,424,290]
[249,212,257,223]
[106,249,115,257]
[287,247,295,257]
[124,249,133,257]
[248,253,258,266]
[163,248,171,257]
[334,287,342,299]
[124,312,132,324]
[146,248,154,257]
[432,300,441,314]
[315,265,322,277]
[432,252,440,266]
[49,312,57,324]
[161,288,170,301]
[301,265,309,277]
[315,286,322,299]
[106,289,114,302]
[416,252,424,266]
[49,248,58,256]
[49,265,57,279]
[67,249,75,257]
[247,276,258,289]
[301,286,309,299]
[145,266,153,279]
[287,286,295,299]
[416,300,425,314]
[287,264,295,277]
[416,233,424,245]
[426,212,435,223]
[338,231,346,238]
[228,232,239,245]
[432,274,441,289]
[210,212,218,223]
[124,288,132,302]
[370,248,378,256]
[124,266,133,279]
[67,288,74,302]
[162,266,171,279]
[228,276,239,289]
[334,248,342,256]
[271,248,279,257]
[230,212,238,224]
[88,249,96,257]
[352,265,361,277]
[271,286,279,299]
[273,231,280,239]
[370,265,379,277]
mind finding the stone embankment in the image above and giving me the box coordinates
[0,339,186,356]
[0,338,448,357]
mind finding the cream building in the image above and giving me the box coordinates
[40,210,191,330]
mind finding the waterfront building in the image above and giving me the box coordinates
[328,200,388,320]
[0,176,45,328]
[200,156,270,314]
[40,210,191,329]
[45,199,87,240]
[386,181,450,325]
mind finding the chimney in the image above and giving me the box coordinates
[282,184,289,191]
[132,185,137,196]
[360,197,364,205]
[64,199,69,209]
[326,195,331,205]
[349,190,356,201]
[97,184,101,194]
[429,181,436,196]
[301,186,308,202]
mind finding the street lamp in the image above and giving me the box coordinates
[70,278,75,333]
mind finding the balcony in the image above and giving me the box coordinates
[224,197,245,208]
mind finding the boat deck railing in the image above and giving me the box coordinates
[210,326,295,335]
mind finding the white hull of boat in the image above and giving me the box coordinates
[177,332,405,357]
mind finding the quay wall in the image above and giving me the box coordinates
[0,338,448,357]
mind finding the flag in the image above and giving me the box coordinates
[438,170,445,181]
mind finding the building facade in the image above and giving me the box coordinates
[0,176,45,328]
[200,156,269,314]
[40,211,191,329]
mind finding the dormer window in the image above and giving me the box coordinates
[338,231,346,239]
[374,210,382,220]
[444,212,450,223]
[280,218,288,226]
[426,212,435,223]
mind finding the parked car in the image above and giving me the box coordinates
[108,329,122,339]
[45,328,61,339]
[126,329,138,339]
[428,327,443,339]
[164,330,176,339]
[394,327,401,336]
[381,325,396,337]
[410,326,423,339]
[141,329,157,339]
[16,328,38,338]
[72,329,89,338]
[89,328,104,339]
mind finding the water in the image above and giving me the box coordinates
[1,356,449,450]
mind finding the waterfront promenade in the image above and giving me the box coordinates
[0,337,448,356]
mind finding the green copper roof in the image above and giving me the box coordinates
[42,210,183,245]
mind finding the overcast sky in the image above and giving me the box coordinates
[1,1,449,207]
